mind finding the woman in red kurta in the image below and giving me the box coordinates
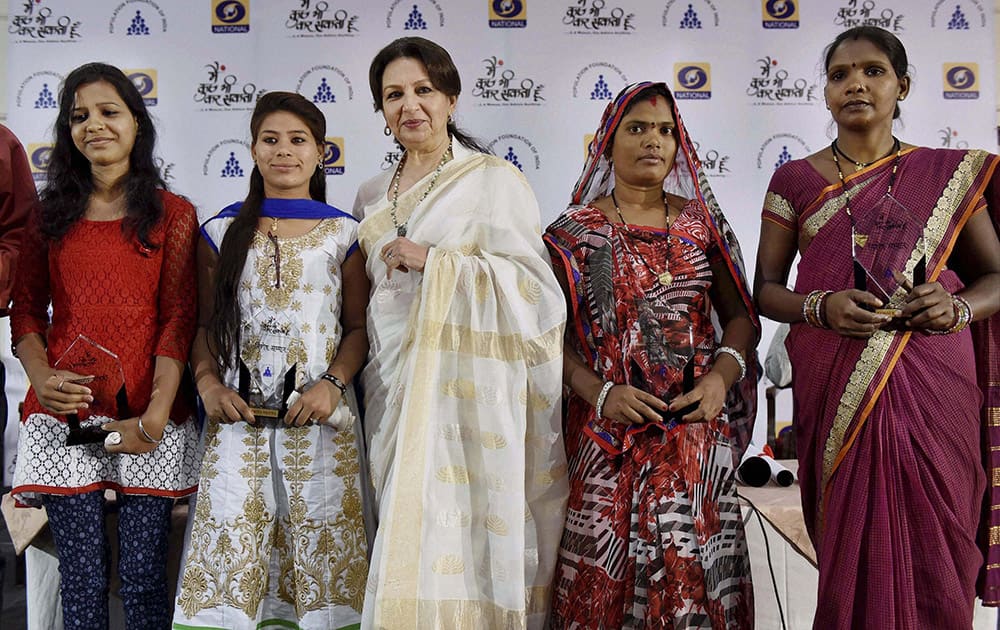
[9,63,200,630]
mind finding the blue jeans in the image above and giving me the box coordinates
[42,491,173,630]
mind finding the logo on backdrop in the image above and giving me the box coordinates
[673,63,711,100]
[692,141,731,177]
[323,138,345,175]
[583,134,595,160]
[125,69,158,106]
[155,157,176,182]
[285,1,360,37]
[747,56,818,105]
[296,66,354,105]
[563,1,636,34]
[212,0,250,33]
[387,1,445,30]
[572,63,628,100]
[489,0,527,28]
[661,0,720,28]
[488,134,541,171]
[203,140,252,177]
[942,63,979,99]
[381,147,403,171]
[761,0,798,29]
[110,1,167,35]
[832,1,904,32]
[9,1,82,42]
[471,57,544,106]
[938,126,970,149]
[15,71,64,109]
[28,143,54,182]
[756,134,810,170]
[930,0,986,29]
[194,62,263,111]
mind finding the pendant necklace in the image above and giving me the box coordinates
[832,137,899,172]
[611,188,675,286]
[266,216,281,289]
[831,136,901,251]
[389,140,452,237]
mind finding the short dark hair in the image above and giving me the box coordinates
[824,26,909,119]
[368,36,489,153]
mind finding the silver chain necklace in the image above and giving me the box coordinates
[389,140,452,237]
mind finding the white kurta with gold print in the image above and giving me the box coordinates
[354,143,569,630]
[173,216,368,630]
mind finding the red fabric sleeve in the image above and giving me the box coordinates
[0,125,39,314]
[8,208,50,342]
[153,192,198,362]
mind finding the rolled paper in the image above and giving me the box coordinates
[760,453,796,487]
[284,390,354,431]
[737,455,771,487]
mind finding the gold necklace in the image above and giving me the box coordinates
[830,136,901,251]
[611,188,675,286]
[389,140,452,237]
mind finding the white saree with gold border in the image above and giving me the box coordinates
[355,142,568,629]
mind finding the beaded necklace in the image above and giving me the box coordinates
[832,137,900,172]
[389,139,452,237]
[611,188,675,286]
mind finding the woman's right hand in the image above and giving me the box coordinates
[200,381,255,424]
[823,289,894,338]
[598,384,669,425]
[30,369,93,415]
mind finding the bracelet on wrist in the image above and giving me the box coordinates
[713,346,747,382]
[594,381,615,419]
[802,290,832,329]
[929,294,972,335]
[320,373,348,395]
[137,417,163,445]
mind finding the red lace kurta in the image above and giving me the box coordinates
[10,190,197,423]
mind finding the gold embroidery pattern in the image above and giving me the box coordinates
[418,321,563,367]
[819,151,985,519]
[252,220,343,311]
[802,181,864,242]
[762,191,796,225]
[517,276,542,305]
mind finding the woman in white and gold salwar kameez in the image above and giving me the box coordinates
[172,93,371,630]
[353,37,569,629]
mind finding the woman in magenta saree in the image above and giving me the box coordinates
[544,82,758,628]
[756,27,1000,628]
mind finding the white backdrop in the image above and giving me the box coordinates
[2,0,997,481]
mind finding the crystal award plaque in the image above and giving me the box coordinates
[851,193,926,310]
[237,311,298,422]
[53,335,129,446]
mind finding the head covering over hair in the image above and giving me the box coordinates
[569,81,761,457]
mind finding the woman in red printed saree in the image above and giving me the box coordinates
[544,82,758,629]
[755,27,1000,629]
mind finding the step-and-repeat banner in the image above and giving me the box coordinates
[2,0,996,479]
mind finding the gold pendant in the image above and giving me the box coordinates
[853,233,869,247]
[658,271,673,286]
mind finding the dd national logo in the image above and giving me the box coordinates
[126,69,158,106]
[762,0,798,29]
[212,0,249,33]
[943,63,979,99]
[673,63,711,100]
[489,0,526,28]
[324,138,345,175]
[28,143,54,182]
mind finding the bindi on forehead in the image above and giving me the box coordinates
[648,95,658,106]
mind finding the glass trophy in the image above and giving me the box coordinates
[53,335,129,446]
[656,321,698,427]
[238,310,298,422]
[851,193,926,312]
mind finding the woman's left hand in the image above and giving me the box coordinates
[667,371,727,423]
[102,415,165,455]
[284,380,341,427]
[896,275,956,331]
[380,237,429,279]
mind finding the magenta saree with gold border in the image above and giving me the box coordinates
[762,147,1000,628]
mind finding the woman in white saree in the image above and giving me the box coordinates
[353,37,569,629]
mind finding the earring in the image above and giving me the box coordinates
[384,125,392,136]
[448,114,454,125]
[897,96,905,101]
